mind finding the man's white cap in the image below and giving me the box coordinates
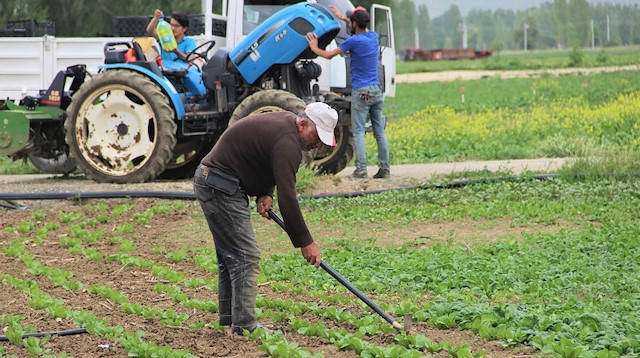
[304,102,338,147]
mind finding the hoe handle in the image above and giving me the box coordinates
[267,210,404,330]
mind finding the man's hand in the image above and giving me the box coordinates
[154,9,163,20]
[256,196,274,218]
[306,32,342,60]
[306,32,319,51]
[329,5,344,21]
[301,242,321,267]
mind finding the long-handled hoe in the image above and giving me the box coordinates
[267,210,411,331]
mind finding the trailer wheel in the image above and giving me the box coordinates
[65,70,176,183]
[230,90,353,174]
[28,153,76,174]
[158,138,215,179]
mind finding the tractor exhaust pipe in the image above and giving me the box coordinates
[268,210,411,331]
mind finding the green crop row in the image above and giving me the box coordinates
[396,46,640,74]
[380,91,640,165]
[3,176,640,357]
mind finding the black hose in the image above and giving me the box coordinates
[0,328,88,341]
[0,191,196,201]
[0,174,561,207]
[299,174,559,199]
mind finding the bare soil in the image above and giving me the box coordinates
[0,165,549,357]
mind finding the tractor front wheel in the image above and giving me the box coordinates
[230,90,353,174]
[158,138,216,179]
[65,70,176,183]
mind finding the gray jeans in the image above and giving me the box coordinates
[193,166,260,334]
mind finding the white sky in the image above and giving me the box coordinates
[415,0,639,18]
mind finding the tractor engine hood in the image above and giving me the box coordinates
[229,2,339,85]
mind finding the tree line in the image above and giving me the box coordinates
[1,0,638,53]
[397,0,640,52]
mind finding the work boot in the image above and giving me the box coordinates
[351,169,367,178]
[373,168,390,179]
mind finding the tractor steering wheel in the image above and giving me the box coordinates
[184,40,216,64]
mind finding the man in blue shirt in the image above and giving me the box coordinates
[306,5,390,179]
[146,9,197,64]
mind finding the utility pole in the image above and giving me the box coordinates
[524,23,529,52]
[462,21,467,49]
[607,15,610,43]
[591,19,594,49]
[457,19,468,49]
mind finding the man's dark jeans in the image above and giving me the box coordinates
[194,166,260,334]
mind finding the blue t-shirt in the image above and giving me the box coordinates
[339,31,379,89]
[161,37,197,63]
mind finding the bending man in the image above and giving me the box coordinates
[194,103,338,335]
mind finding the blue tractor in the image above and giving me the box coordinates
[62,2,352,183]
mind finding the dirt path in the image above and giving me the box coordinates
[396,64,640,83]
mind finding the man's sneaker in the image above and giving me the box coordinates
[351,169,367,178]
[373,168,390,179]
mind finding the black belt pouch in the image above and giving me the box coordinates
[205,168,240,195]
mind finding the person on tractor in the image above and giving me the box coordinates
[146,9,197,64]
[194,103,338,336]
[306,5,391,179]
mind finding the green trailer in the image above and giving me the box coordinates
[0,65,85,174]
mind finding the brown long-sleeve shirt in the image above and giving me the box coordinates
[201,112,313,247]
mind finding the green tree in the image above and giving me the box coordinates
[0,0,49,33]
[568,0,590,47]
[392,0,417,52]
[42,0,201,36]
[619,4,639,45]
[553,0,569,48]
[537,3,557,48]
[432,5,462,48]
[493,9,516,50]
[416,4,434,49]
[477,10,496,49]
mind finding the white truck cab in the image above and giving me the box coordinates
[0,0,394,100]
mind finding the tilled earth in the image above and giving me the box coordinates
[0,174,535,357]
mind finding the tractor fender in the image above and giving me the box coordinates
[98,63,185,120]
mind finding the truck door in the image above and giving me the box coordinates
[371,4,395,97]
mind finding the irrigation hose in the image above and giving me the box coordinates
[0,328,88,341]
[267,209,407,331]
[0,174,561,205]
[0,191,196,201]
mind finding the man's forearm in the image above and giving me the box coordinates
[146,18,159,36]
[311,47,333,60]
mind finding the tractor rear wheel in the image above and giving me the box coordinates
[65,70,176,183]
